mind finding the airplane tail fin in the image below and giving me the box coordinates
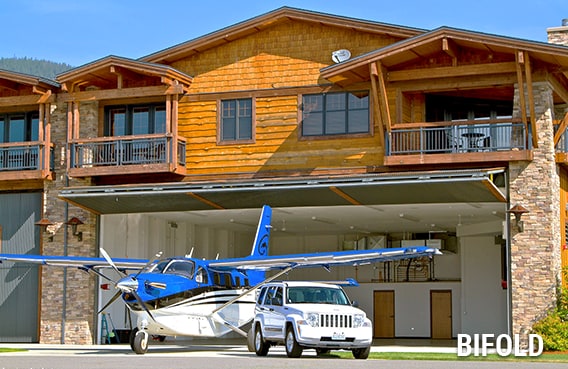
[249,205,272,258]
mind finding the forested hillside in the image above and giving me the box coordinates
[0,57,73,80]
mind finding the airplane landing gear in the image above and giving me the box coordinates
[130,328,149,354]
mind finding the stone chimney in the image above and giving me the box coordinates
[547,19,568,46]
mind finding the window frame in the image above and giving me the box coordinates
[103,103,167,136]
[0,111,39,143]
[217,98,255,145]
[300,90,371,138]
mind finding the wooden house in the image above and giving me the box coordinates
[1,7,567,345]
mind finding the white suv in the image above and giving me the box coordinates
[250,281,372,359]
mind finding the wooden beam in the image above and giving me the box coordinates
[515,50,529,144]
[58,85,173,102]
[554,112,568,146]
[524,51,538,148]
[0,94,55,105]
[393,73,518,92]
[329,186,362,205]
[66,102,73,171]
[32,86,51,104]
[376,61,392,133]
[73,101,80,140]
[369,63,385,148]
[387,62,518,82]
[45,105,52,174]
[442,37,458,66]
[547,74,568,104]
[172,94,179,171]
[186,192,224,209]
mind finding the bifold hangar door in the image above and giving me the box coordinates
[0,192,41,342]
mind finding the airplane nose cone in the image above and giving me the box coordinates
[116,276,138,292]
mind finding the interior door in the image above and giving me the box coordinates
[373,290,395,338]
[430,290,452,339]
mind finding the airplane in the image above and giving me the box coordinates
[0,205,441,354]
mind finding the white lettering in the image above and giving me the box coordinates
[513,334,527,356]
[457,334,472,357]
[473,333,480,356]
[529,334,543,357]
[457,333,543,357]
[481,334,494,356]
[495,334,512,356]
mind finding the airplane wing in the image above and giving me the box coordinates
[0,254,149,270]
[208,246,441,271]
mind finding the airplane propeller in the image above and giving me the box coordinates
[98,248,163,322]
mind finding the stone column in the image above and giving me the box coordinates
[39,98,98,344]
[509,82,561,342]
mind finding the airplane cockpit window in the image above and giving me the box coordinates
[143,260,169,273]
[164,260,195,277]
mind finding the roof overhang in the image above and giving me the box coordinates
[321,27,568,90]
[140,7,425,64]
[57,55,193,93]
[60,169,506,215]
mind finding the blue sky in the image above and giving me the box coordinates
[1,0,567,66]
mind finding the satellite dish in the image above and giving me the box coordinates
[331,49,351,63]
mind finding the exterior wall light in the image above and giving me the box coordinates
[35,218,54,242]
[66,217,84,241]
[507,204,529,232]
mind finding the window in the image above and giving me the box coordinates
[302,91,369,136]
[0,112,39,143]
[220,98,253,142]
[104,104,166,136]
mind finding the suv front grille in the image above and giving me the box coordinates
[320,314,353,328]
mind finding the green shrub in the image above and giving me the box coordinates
[532,311,568,351]
[532,269,568,351]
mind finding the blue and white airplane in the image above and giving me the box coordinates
[0,205,440,354]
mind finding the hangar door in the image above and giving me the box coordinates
[0,192,41,342]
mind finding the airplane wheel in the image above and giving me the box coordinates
[129,328,138,351]
[254,324,269,356]
[132,329,149,355]
[285,326,302,358]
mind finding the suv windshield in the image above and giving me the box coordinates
[286,286,350,305]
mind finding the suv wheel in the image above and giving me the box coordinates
[254,324,270,356]
[352,346,371,360]
[285,326,303,358]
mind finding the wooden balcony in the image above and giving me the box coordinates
[0,142,54,181]
[68,134,186,177]
[384,119,533,166]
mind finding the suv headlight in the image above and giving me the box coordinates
[306,313,319,327]
[353,314,365,328]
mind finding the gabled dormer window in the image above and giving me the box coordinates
[104,104,166,136]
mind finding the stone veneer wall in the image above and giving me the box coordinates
[509,82,561,341]
[39,99,99,344]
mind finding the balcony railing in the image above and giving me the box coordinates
[384,119,532,166]
[69,134,186,176]
[0,142,53,172]
[387,120,528,155]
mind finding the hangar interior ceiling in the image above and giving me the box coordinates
[150,202,507,236]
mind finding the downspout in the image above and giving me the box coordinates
[61,172,69,344]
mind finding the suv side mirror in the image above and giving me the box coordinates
[351,300,359,308]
